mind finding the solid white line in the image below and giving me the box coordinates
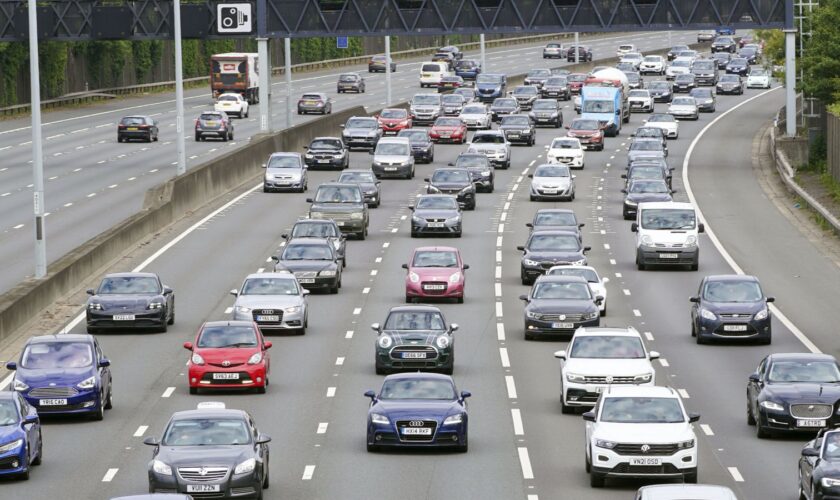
[499,347,510,368]
[133,425,149,437]
[316,422,328,434]
[353,307,362,315]
[505,376,517,398]
[102,468,119,482]
[497,323,506,341]
[162,387,175,398]
[644,331,654,341]
[511,408,525,435]
[700,424,714,436]
[659,358,669,367]
[728,466,744,482]
[677,388,690,399]
[302,465,316,480]
[517,447,534,479]
[496,302,503,318]
[326,387,336,398]
[633,309,641,317]
[681,87,821,353]
[335,357,345,366]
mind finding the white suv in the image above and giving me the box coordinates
[584,386,699,487]
[467,130,511,169]
[554,327,658,413]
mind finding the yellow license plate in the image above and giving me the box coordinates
[304,101,317,105]
[205,121,217,126]
[422,73,432,77]
[127,127,138,131]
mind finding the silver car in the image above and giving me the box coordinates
[668,96,700,120]
[231,273,309,334]
[635,484,737,500]
[263,152,307,193]
[467,130,511,169]
[458,103,492,130]
[529,163,576,201]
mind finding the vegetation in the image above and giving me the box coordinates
[800,0,840,104]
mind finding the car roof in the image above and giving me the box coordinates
[29,333,94,344]
[311,136,343,141]
[285,237,331,245]
[605,385,678,398]
[317,182,361,189]
[383,371,453,382]
[535,208,576,214]
[768,352,838,362]
[531,229,580,237]
[102,271,159,279]
[269,152,302,158]
[387,305,444,314]
[377,137,410,144]
[413,246,459,253]
[416,194,458,201]
[638,201,695,210]
[637,484,736,500]
[703,274,759,283]
[243,272,297,281]
[574,326,640,337]
[346,116,377,121]
[534,275,588,284]
[171,407,250,421]
[340,169,376,174]
[201,320,254,329]
[301,92,327,97]
[473,130,504,136]
[294,218,337,225]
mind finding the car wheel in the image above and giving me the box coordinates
[262,458,269,489]
[684,469,698,484]
[696,331,706,344]
[189,387,198,395]
[342,258,346,269]
[561,398,575,414]
[104,384,113,410]
[256,383,266,394]
[32,433,42,466]
[600,301,606,317]
[146,133,153,143]
[367,442,379,452]
[195,134,201,141]
[747,397,756,425]
[330,286,338,294]
[159,321,168,333]
[167,304,175,325]
[590,470,605,488]
[375,364,387,375]
[457,432,468,453]
[92,396,105,421]
[222,133,228,142]
[18,454,29,480]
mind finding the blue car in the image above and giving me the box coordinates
[364,372,470,452]
[0,392,42,480]
[7,334,113,420]
[454,59,481,80]
[475,73,506,102]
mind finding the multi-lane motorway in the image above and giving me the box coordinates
[0,31,697,293]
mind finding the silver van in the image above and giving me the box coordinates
[371,137,415,179]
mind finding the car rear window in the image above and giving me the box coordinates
[422,64,443,72]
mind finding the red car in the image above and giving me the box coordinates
[184,320,272,394]
[565,118,605,151]
[429,117,468,144]
[566,73,588,94]
[377,108,412,134]
[403,246,469,303]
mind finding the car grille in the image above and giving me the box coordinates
[653,243,684,248]
[613,443,680,456]
[29,386,79,398]
[555,156,576,163]
[534,313,584,321]
[420,282,448,295]
[313,154,337,160]
[178,467,228,482]
[791,404,833,419]
[351,136,369,142]
[539,261,573,269]
[611,463,681,474]
[200,372,252,385]
[321,212,354,222]
[390,345,438,360]
[252,308,284,325]
[423,218,446,223]
[582,375,637,384]
[396,420,438,442]
[208,361,245,368]
[719,313,752,318]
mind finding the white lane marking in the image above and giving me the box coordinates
[256,268,264,273]
[495,283,502,297]
[644,331,654,341]
[317,422,328,434]
[95,123,110,128]
[375,257,382,263]
[496,250,502,262]
[528,496,539,500]
[109,184,118,189]
[382,242,390,248]
[609,259,616,265]
[497,323,506,341]
[599,229,606,235]
[499,347,510,368]
[700,424,714,436]
[504,202,510,210]
[48,176,58,180]
[224,307,233,314]
[496,236,503,248]
[87,192,96,197]
[623,289,631,296]
[511,408,525,435]
[500,212,507,222]
[73,167,82,172]
[677,388,690,399]
[345,330,354,339]
[507,192,514,200]
[134,425,149,437]
[12,224,24,229]
[64,202,73,207]
[633,309,641,317]
[604,243,610,249]
[335,357,345,366]
[362,287,370,294]
[728,466,744,482]
[370,269,378,276]
[128,176,136,181]
[326,387,336,398]
[400,214,407,220]
[162,387,175,398]
[102,468,119,482]
[505,376,518,398]
[0,147,8,152]
[681,87,821,354]
[517,447,534,479]
[0,193,9,197]
[659,358,669,367]
[302,465,316,480]
[498,223,505,233]
[615,272,622,278]
[390,227,398,233]
[353,307,362,315]
[495,302,503,318]
[495,266,502,279]
[149,168,159,173]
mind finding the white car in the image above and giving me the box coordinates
[619,52,644,70]
[665,58,693,79]
[458,103,492,130]
[746,68,771,89]
[231,273,308,333]
[644,113,679,139]
[214,93,249,118]
[639,55,666,75]
[546,266,609,314]
[616,44,637,57]
[467,130,511,169]
[554,326,658,412]
[546,137,585,169]
[583,386,699,487]
[668,96,699,120]
[528,163,575,201]
[628,89,654,113]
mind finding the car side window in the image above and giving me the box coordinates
[757,358,767,379]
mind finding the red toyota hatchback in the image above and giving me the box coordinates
[184,320,272,394]
[429,117,468,144]
[403,246,469,303]
[377,108,412,135]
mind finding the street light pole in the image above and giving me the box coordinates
[480,33,486,72]
[257,38,271,133]
[27,0,46,278]
[574,32,580,64]
[285,38,293,128]
[385,36,392,106]
[784,28,797,138]
[173,0,186,175]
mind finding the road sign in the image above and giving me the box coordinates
[337,36,348,49]
[217,3,252,34]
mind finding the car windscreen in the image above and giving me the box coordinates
[379,378,456,400]
[546,77,567,86]
[640,208,696,230]
[471,134,505,144]
[675,74,694,82]
[629,167,665,180]
[600,397,685,423]
[267,156,301,169]
[583,100,614,113]
[455,60,476,69]
[631,141,663,151]
[291,223,338,238]
[671,60,691,67]
[346,118,376,129]
[548,267,598,283]
[532,281,591,299]
[629,180,670,193]
[702,280,762,302]
[434,118,462,127]
[546,43,561,48]
[21,342,93,369]
[502,116,530,126]
[567,73,587,82]
[476,74,502,84]
[199,113,223,121]
[281,244,333,260]
[693,61,715,70]
[513,87,538,95]
[689,89,713,98]
[643,56,660,62]
[301,94,323,101]
[380,109,406,119]
[570,336,646,358]
[634,128,662,138]
[98,276,160,294]
[528,69,551,77]
[338,74,358,82]
[492,98,517,108]
[218,94,240,102]
[550,139,579,150]
[730,58,748,65]
[455,156,488,168]
[197,325,258,348]
[528,234,580,251]
[534,165,570,178]
[163,419,251,446]
[442,95,464,104]
[0,400,18,425]
[751,68,768,76]
[412,251,458,268]
[314,186,362,203]
[384,311,445,330]
[628,90,649,98]
[649,114,675,122]
[462,105,487,115]
[375,143,409,156]
[309,139,342,150]
[532,101,556,111]
[768,361,840,383]
[648,81,670,90]
[534,212,576,226]
[339,172,375,183]
[413,95,441,105]
[241,278,299,296]
[416,196,458,210]
[570,120,599,130]
[432,170,470,183]
[398,130,428,142]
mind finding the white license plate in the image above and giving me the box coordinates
[659,253,679,259]
[212,373,239,380]
[317,159,330,164]
[630,457,662,466]
[385,167,398,171]
[256,315,280,322]
[552,322,574,329]
[723,324,748,331]
[423,284,446,290]
[39,399,67,406]
[402,352,427,359]
[336,221,345,226]
[298,278,315,284]
[427,222,445,228]
[440,134,451,138]
[205,121,218,126]
[402,427,432,435]
[797,419,826,428]
[542,189,558,194]
[113,314,135,321]
[187,485,221,493]
[508,134,520,138]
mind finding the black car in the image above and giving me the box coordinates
[451,153,494,193]
[194,111,233,142]
[337,72,365,93]
[541,76,571,100]
[510,85,540,110]
[800,428,840,499]
[426,168,476,210]
[282,219,346,268]
[726,57,750,76]
[518,230,590,285]
[716,74,745,94]
[690,60,719,86]
[646,80,674,103]
[490,97,520,122]
[626,139,667,166]
[623,162,674,189]
[666,44,689,61]
[711,51,732,69]
[526,209,584,237]
[441,94,466,116]
[566,45,593,62]
[144,403,270,497]
[520,275,601,339]
[340,116,382,150]
[621,179,674,219]
[410,195,462,237]
[691,274,773,344]
[117,115,159,143]
[711,36,737,53]
[672,74,697,93]
[397,129,435,164]
[86,272,174,333]
[689,88,717,112]
[738,47,758,64]
[372,306,456,374]
[304,136,349,169]
[272,237,342,293]
[499,115,537,145]
[625,71,643,90]
[748,353,840,438]
[338,169,381,208]
[529,99,563,128]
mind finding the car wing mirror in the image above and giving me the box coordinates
[270,256,279,262]
[516,246,525,252]
[460,391,471,400]
[525,223,533,228]
[698,223,705,233]
[371,323,381,332]
[98,358,111,368]
[305,198,314,203]
[748,372,760,383]
[408,205,414,211]
[766,296,776,303]
[23,415,38,424]
[554,350,566,360]
[264,341,273,350]
[449,323,459,333]
[401,263,408,269]
[256,434,272,444]
[602,277,610,284]
[803,447,820,457]
[462,264,470,270]
[5,361,16,371]
[689,296,700,303]
[162,286,173,295]
[688,413,701,423]
[582,411,596,422]
[230,289,239,296]
[583,246,592,252]
[143,437,161,446]
[364,390,377,401]
[183,342,194,350]
[631,222,638,232]
[519,294,529,302]
[302,289,310,296]
[86,288,95,295]
[648,350,660,360]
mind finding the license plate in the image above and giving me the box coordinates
[542,189,558,194]
[423,284,446,290]
[552,322,574,329]
[428,222,445,228]
[659,253,679,259]
[336,221,345,226]
[127,127,138,131]
[402,427,432,435]
[205,121,217,126]
[630,457,662,466]
[256,315,280,322]
[402,352,427,359]
[113,314,135,321]
[304,101,317,105]
[508,133,520,138]
[422,73,432,78]
[212,373,239,380]
[385,167,398,171]
[298,278,315,284]
[317,159,330,164]
[723,324,748,331]
[440,134,451,138]
[632,103,641,107]
[797,419,826,428]
[187,485,221,493]
[39,399,67,406]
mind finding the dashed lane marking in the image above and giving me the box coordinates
[517,447,534,479]
[317,423,328,434]
[511,409,525,435]
[659,358,669,367]
[353,307,362,315]
[162,387,175,398]
[677,388,690,399]
[495,283,502,297]
[102,468,119,482]
[633,309,642,317]
[499,347,510,368]
[623,289,631,296]
[224,307,233,314]
[644,331,654,341]
[362,288,370,294]
[496,302,504,318]
[505,376,518,398]
[326,387,336,397]
[302,465,316,480]
[335,357,345,366]
[133,426,148,437]
[497,323,506,341]
[345,330,354,339]
[728,467,744,482]
[700,424,714,436]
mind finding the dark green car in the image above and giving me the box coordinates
[307,183,369,239]
[372,306,457,375]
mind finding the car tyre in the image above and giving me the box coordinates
[457,432,468,453]
[104,384,113,410]
[32,434,42,466]
[590,470,605,488]
[367,442,379,452]
[189,387,198,395]
[747,398,756,425]
[684,469,698,484]
[561,398,575,414]
[375,364,387,375]
[92,397,105,421]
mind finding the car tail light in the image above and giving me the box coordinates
[219,122,226,130]
[118,125,126,129]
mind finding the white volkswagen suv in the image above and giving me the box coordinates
[554,327,657,413]
[583,386,699,488]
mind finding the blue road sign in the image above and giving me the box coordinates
[337,36,348,49]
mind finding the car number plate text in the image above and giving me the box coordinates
[427,222,445,228]
[385,167,398,171]
[542,189,558,194]
[298,278,315,284]
[39,399,67,406]
[317,159,330,164]
[552,322,574,329]
[402,427,432,435]
[401,352,427,359]
[723,324,748,331]
[127,127,138,131]
[630,457,662,466]
[212,373,239,380]
[187,485,221,493]
[256,315,280,322]
[797,419,826,428]
[113,314,135,321]
[659,253,679,259]
[423,284,446,290]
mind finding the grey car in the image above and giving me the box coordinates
[527,208,584,238]
[194,111,233,141]
[510,85,540,110]
[410,195,462,237]
[272,238,342,293]
[426,168,476,210]
[528,99,563,128]
[541,76,571,100]
[303,136,349,170]
[689,88,717,112]
[441,94,466,116]
[231,273,309,334]
[518,230,590,285]
[337,72,365,93]
[297,92,333,115]
[307,183,369,239]
[283,219,346,268]
[338,169,381,208]
[627,139,668,166]
[635,484,738,500]
[398,129,435,164]
[373,306,456,374]
[263,152,307,193]
[489,97,519,122]
[341,116,382,150]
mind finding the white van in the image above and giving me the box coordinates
[370,137,414,180]
[419,61,452,88]
[631,201,705,271]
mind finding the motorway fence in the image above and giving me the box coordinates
[827,111,840,184]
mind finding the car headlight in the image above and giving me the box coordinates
[700,308,717,321]
[760,400,784,412]
[436,335,451,349]
[523,258,539,267]
[88,302,103,310]
[640,235,653,246]
[378,335,393,349]
[583,311,599,320]
[370,413,390,425]
[12,379,28,392]
[77,376,97,389]
[755,308,769,321]
[572,258,587,266]
[350,212,364,220]
[624,199,638,206]
[191,353,205,365]
[310,211,324,218]
[449,272,461,283]
[247,352,263,365]
[234,458,256,475]
[445,216,461,224]
[0,439,23,454]
[411,215,423,223]
[285,306,301,314]
[408,272,420,283]
[152,460,172,476]
[148,301,164,310]
[427,185,441,194]
[459,186,473,195]
[320,270,337,277]
[236,305,251,313]
[481,170,491,176]
[305,153,313,159]
[566,372,586,383]
[676,439,695,449]
[525,310,539,319]
[443,414,463,425]
[823,478,840,488]
[634,373,653,383]
[594,439,617,449]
